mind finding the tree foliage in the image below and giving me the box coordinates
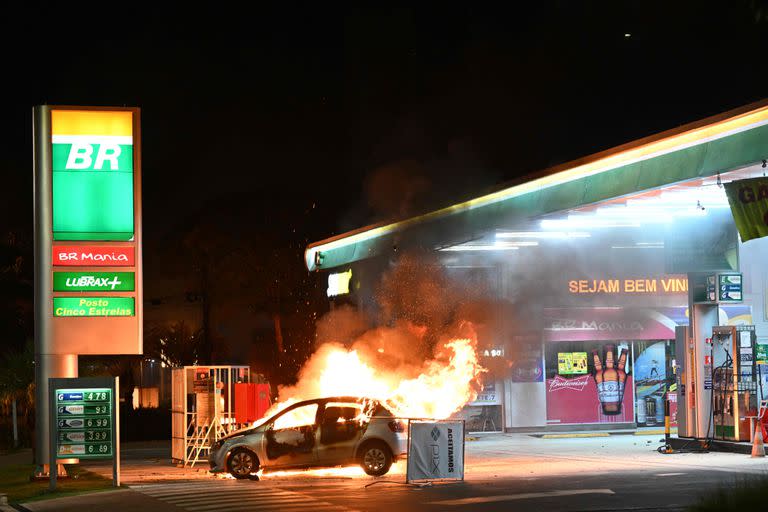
[144,321,203,367]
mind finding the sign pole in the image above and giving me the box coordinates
[49,377,119,489]
[48,378,57,491]
[33,106,143,474]
[114,377,120,487]
[405,419,412,484]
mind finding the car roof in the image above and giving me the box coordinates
[291,396,376,407]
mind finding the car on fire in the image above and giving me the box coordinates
[209,396,408,478]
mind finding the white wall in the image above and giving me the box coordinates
[740,235,768,401]
[739,235,768,342]
[504,380,547,428]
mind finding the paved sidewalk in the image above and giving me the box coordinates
[77,433,768,486]
[463,432,768,480]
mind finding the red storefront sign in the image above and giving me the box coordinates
[52,245,135,266]
[546,374,635,424]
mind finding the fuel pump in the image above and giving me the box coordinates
[711,325,757,441]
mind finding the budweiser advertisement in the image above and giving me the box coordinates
[546,344,633,424]
[53,245,135,266]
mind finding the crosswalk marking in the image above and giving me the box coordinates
[182,497,314,510]
[428,488,615,506]
[191,504,348,512]
[164,491,296,502]
[168,496,307,506]
[133,487,292,498]
[132,481,359,512]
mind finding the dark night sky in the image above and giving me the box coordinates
[2,2,768,247]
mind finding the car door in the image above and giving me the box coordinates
[317,401,366,465]
[263,402,319,468]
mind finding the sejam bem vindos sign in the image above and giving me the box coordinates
[38,107,143,355]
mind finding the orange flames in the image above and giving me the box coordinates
[264,332,485,424]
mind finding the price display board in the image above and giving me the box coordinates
[49,376,119,490]
[703,272,743,303]
[55,388,113,458]
[717,273,743,303]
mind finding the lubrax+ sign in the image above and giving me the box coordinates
[53,272,135,292]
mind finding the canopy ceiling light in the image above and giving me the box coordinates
[439,245,520,252]
[495,231,591,239]
[439,240,538,251]
[541,182,730,229]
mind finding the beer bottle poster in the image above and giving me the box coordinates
[546,343,633,424]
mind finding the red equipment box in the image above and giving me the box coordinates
[234,383,272,424]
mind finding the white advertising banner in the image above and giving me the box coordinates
[406,421,464,482]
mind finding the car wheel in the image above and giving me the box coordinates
[227,448,259,479]
[359,441,392,476]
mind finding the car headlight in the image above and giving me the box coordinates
[212,439,225,451]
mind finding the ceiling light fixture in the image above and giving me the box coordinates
[495,231,591,239]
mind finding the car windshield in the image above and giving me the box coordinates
[273,403,318,430]
[244,397,394,432]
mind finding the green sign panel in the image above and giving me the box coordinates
[52,144,134,172]
[53,272,135,292]
[53,297,135,317]
[757,343,768,365]
[55,388,113,459]
[51,110,135,241]
[724,177,768,243]
[718,273,743,302]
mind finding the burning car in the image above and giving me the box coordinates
[209,396,407,478]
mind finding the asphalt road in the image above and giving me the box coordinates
[20,467,757,512]
[18,434,768,512]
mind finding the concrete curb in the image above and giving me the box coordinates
[0,493,19,512]
[633,428,678,436]
[540,433,610,439]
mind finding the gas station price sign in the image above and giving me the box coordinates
[54,387,114,459]
[718,273,742,302]
[700,272,743,304]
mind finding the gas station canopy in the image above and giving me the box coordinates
[305,100,768,272]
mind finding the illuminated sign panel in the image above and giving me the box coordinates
[53,272,134,292]
[51,110,134,241]
[558,352,588,375]
[52,245,134,266]
[567,276,688,295]
[327,269,353,297]
[53,297,135,317]
[55,387,113,459]
[701,272,743,303]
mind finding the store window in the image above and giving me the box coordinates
[453,380,503,432]
[545,341,633,425]
[633,340,676,427]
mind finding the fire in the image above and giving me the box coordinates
[258,461,406,480]
[264,336,484,423]
[387,339,483,419]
